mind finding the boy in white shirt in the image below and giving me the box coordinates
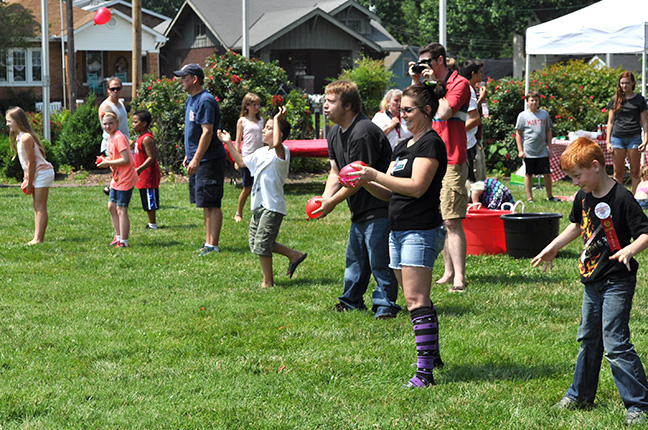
[218,107,307,287]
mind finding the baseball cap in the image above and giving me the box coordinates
[173,63,204,80]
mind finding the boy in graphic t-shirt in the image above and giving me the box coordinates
[532,137,648,426]
[515,90,557,203]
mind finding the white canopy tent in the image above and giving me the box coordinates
[525,0,648,99]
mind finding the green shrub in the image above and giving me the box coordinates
[483,60,622,175]
[336,57,394,118]
[0,88,38,114]
[54,92,102,170]
[131,75,187,171]
[203,50,314,140]
[0,134,22,181]
[131,52,315,173]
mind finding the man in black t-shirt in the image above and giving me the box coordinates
[314,81,400,319]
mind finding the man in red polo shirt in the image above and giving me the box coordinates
[410,42,471,292]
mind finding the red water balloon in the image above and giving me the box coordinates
[94,7,112,25]
[306,196,323,219]
[338,160,366,187]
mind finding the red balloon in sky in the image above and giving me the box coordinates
[94,7,112,25]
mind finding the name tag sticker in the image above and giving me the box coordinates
[391,157,408,173]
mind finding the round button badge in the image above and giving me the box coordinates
[594,202,611,219]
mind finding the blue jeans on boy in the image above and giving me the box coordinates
[338,218,401,318]
[565,276,648,412]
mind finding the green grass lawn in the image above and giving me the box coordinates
[0,177,646,429]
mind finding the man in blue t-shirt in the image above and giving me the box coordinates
[174,63,227,256]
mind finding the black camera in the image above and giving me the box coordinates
[411,59,431,74]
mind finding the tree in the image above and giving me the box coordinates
[357,0,595,59]
[0,2,38,56]
[140,0,183,18]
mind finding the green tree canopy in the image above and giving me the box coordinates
[140,0,183,18]
[0,2,38,56]
[358,0,595,59]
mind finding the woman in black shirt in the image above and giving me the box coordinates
[346,82,448,388]
[605,71,648,193]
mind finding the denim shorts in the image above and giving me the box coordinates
[611,135,641,150]
[109,187,134,207]
[389,226,446,270]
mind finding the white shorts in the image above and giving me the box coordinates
[34,168,55,188]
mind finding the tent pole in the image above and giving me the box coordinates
[524,54,530,109]
[643,22,647,98]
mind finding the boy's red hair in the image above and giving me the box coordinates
[560,137,605,172]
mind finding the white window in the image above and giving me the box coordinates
[0,48,43,85]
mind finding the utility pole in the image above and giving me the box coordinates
[66,0,77,113]
[242,0,249,57]
[40,0,50,141]
[439,0,446,47]
[132,0,141,99]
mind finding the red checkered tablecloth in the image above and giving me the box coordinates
[549,139,613,182]
[550,139,648,182]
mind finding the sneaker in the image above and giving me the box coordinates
[334,302,350,312]
[627,410,648,425]
[117,242,129,248]
[527,199,534,204]
[552,396,590,410]
[401,375,435,388]
[109,237,120,246]
[198,245,219,257]
[145,224,158,230]
[196,242,207,253]
[547,196,560,202]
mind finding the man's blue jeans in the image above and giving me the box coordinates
[338,218,400,317]
[565,276,648,412]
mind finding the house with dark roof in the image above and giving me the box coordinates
[0,0,168,105]
[160,0,403,93]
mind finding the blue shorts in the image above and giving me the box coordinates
[389,226,446,270]
[240,166,254,187]
[139,188,160,211]
[611,135,641,150]
[109,187,134,207]
[188,157,225,208]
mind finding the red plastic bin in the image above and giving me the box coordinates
[464,206,511,255]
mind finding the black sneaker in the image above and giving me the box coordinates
[547,196,560,202]
[334,302,350,312]
[103,186,110,196]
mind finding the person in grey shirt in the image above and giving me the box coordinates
[515,90,557,203]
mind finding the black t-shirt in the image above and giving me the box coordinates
[570,182,648,283]
[388,130,447,231]
[328,113,392,222]
[607,94,648,137]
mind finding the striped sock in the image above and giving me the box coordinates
[407,305,442,387]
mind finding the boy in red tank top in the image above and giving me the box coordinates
[133,110,161,229]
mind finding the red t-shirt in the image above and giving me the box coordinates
[134,131,161,189]
[432,70,471,165]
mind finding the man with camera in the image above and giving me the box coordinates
[409,42,471,293]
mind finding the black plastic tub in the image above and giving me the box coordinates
[500,212,563,259]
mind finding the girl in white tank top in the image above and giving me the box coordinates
[233,92,265,223]
[6,106,55,244]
